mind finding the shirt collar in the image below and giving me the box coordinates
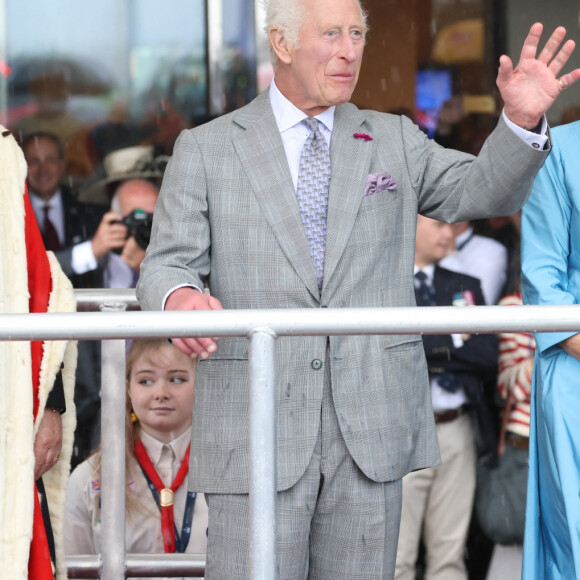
[29,188,63,212]
[269,77,335,134]
[139,427,191,468]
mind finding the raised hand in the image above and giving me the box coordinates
[497,23,580,129]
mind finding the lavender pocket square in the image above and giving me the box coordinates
[363,172,398,197]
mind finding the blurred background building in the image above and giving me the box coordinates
[0,0,578,188]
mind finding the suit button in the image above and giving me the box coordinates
[311,359,323,370]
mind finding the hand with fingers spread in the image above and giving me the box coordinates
[497,23,580,129]
[165,287,223,359]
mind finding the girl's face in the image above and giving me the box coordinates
[128,344,196,443]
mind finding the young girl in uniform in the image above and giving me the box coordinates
[64,339,207,567]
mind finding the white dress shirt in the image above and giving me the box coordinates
[440,225,508,305]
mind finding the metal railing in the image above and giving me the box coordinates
[2,290,580,579]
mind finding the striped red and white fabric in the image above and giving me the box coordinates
[497,292,535,437]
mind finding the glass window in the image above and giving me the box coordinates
[1,0,207,185]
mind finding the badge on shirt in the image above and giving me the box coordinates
[452,290,476,306]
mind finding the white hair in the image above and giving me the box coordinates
[264,0,368,65]
[265,0,306,56]
[111,179,159,216]
[111,189,122,215]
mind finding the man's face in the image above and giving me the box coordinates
[415,216,454,268]
[24,137,65,201]
[274,0,365,116]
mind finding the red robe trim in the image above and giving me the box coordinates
[24,187,56,579]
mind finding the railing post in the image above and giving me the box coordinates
[248,329,278,580]
[99,302,128,579]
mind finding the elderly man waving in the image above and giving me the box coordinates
[138,0,580,577]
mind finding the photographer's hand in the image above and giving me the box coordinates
[121,235,146,272]
[91,211,128,259]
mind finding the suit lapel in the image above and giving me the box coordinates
[322,104,372,293]
[232,91,320,298]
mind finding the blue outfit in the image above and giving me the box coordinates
[521,121,580,579]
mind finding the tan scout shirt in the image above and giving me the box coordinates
[64,428,207,579]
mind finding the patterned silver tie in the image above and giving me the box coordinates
[295,117,331,289]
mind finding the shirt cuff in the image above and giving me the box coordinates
[162,284,203,310]
[71,241,98,275]
[501,110,548,150]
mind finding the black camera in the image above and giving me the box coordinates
[113,209,154,251]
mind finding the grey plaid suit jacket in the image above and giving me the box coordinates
[137,89,548,494]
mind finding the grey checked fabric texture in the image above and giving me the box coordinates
[296,117,331,289]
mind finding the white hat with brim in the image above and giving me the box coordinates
[78,145,166,205]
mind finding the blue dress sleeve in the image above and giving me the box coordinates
[521,126,576,356]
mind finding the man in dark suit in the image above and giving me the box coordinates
[21,131,128,289]
[138,0,580,576]
[395,215,498,580]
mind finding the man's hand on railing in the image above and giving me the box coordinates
[165,287,223,359]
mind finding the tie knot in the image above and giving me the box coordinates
[415,271,428,283]
[303,117,320,134]
[43,204,51,218]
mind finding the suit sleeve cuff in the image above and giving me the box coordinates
[501,110,548,150]
[45,371,66,413]
[71,240,98,275]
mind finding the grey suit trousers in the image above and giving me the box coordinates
[205,353,403,580]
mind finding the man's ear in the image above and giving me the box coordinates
[268,26,293,65]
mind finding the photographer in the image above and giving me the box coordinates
[65,178,159,467]
[103,178,158,288]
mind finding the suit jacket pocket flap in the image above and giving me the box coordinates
[382,334,422,350]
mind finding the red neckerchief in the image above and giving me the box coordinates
[133,438,191,553]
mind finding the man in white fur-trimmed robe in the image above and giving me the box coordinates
[0,126,77,579]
